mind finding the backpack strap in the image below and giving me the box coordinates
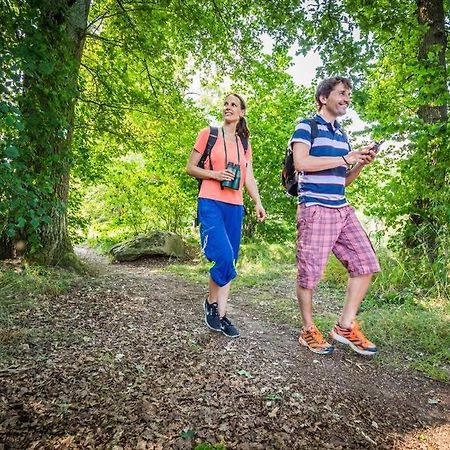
[197,126,219,170]
[198,127,248,170]
[195,126,218,226]
[196,126,219,195]
[307,118,319,143]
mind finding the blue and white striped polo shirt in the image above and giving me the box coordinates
[290,114,350,208]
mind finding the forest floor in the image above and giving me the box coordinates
[1,246,449,450]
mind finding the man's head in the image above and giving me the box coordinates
[315,76,352,118]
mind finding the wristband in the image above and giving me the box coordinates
[342,155,350,166]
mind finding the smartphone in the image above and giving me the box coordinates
[372,140,384,153]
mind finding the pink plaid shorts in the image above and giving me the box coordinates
[296,204,380,289]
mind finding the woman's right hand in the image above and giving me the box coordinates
[214,169,236,181]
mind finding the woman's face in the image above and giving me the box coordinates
[223,95,244,123]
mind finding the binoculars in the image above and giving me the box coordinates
[221,162,241,190]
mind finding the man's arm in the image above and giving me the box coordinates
[292,142,369,172]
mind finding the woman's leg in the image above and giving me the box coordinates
[198,199,236,300]
[209,277,231,318]
[217,203,244,319]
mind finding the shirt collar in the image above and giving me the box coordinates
[314,114,341,130]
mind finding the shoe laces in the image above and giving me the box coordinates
[346,321,372,347]
[305,325,327,345]
[209,302,219,316]
[221,316,232,326]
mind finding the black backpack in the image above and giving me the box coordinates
[197,126,249,189]
[281,118,319,197]
[281,119,350,197]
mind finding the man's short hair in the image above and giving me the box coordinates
[315,76,352,109]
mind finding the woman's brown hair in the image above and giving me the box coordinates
[227,93,250,140]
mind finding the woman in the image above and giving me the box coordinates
[186,93,266,338]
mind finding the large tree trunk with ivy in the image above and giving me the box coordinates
[405,0,448,251]
[417,0,447,121]
[35,0,91,266]
[0,0,90,266]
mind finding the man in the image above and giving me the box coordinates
[291,76,380,356]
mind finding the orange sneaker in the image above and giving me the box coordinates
[299,324,334,355]
[330,321,378,356]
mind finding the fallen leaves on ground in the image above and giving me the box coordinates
[0,249,449,449]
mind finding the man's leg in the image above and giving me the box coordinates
[296,205,339,354]
[296,286,314,329]
[297,283,333,355]
[331,206,380,355]
[339,273,372,328]
[296,205,341,324]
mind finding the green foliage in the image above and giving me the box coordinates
[0,1,93,263]
[2,0,311,261]
[194,443,226,450]
[75,2,294,242]
[84,151,195,239]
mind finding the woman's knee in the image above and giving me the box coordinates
[210,254,237,286]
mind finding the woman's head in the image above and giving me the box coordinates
[223,93,249,139]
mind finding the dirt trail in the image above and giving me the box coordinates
[0,247,449,449]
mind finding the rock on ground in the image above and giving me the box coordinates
[110,231,186,261]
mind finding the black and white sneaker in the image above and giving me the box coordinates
[220,316,240,338]
[204,299,221,331]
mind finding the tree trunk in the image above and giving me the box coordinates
[0,238,14,260]
[15,0,91,266]
[406,0,448,251]
[417,0,447,122]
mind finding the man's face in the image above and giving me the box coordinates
[320,82,351,117]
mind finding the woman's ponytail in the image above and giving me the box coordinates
[228,92,250,140]
[236,116,250,140]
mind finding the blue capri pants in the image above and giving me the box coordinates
[197,198,244,287]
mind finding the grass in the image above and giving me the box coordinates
[194,443,226,450]
[0,263,81,360]
[168,242,450,382]
[360,305,449,380]
[168,241,297,286]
